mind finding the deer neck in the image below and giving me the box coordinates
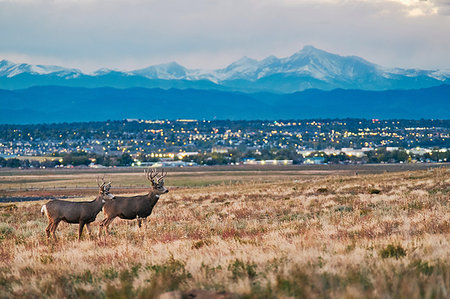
[94,195,105,209]
[148,191,160,201]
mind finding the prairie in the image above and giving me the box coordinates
[0,165,449,298]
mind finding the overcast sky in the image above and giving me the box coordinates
[1,0,449,72]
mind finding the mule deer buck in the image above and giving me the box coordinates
[41,177,114,240]
[99,168,168,235]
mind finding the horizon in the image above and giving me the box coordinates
[1,117,449,127]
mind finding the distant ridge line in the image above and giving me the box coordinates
[0,84,449,124]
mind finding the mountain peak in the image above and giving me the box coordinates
[0,59,14,65]
[302,45,318,51]
[295,45,331,57]
[262,55,278,63]
[132,61,187,79]
[232,56,258,66]
[139,61,186,71]
[157,61,185,68]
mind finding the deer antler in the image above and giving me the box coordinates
[144,168,158,183]
[104,182,112,192]
[157,169,167,182]
[97,175,106,188]
[97,175,111,191]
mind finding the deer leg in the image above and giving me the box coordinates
[78,222,85,241]
[98,218,108,237]
[143,217,148,230]
[85,223,92,237]
[137,217,142,228]
[51,219,61,241]
[105,218,114,234]
[45,221,53,238]
[98,220,104,237]
[99,217,112,235]
[99,217,108,227]
[103,217,116,235]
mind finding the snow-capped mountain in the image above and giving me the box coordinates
[1,46,449,92]
[132,62,188,80]
[0,59,81,78]
[209,46,381,82]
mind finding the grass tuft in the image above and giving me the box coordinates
[380,244,407,259]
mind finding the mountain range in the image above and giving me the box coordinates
[1,46,449,124]
[1,46,450,93]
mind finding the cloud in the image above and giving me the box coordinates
[432,0,450,15]
[0,0,449,71]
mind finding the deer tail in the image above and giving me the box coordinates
[41,204,48,217]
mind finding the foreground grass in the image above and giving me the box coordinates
[0,168,449,298]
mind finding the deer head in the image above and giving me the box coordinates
[145,168,169,194]
[97,176,114,201]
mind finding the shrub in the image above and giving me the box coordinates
[276,267,311,298]
[380,244,406,259]
[103,268,119,280]
[0,224,14,241]
[105,270,135,299]
[147,257,192,291]
[228,259,257,282]
[410,260,434,276]
[191,239,211,249]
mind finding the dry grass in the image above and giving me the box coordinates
[0,167,449,298]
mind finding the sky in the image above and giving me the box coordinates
[0,0,449,72]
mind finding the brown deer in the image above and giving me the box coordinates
[41,177,114,240]
[99,168,168,236]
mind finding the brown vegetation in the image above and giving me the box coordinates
[0,167,449,298]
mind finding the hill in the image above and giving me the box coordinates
[0,85,449,123]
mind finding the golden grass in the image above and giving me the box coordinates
[0,167,449,298]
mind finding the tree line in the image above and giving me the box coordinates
[0,147,448,168]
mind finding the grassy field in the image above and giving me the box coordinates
[0,165,449,298]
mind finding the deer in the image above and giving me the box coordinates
[98,168,168,236]
[41,177,114,241]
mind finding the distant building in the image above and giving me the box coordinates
[304,157,325,164]
[323,148,340,155]
[211,146,232,154]
[297,149,315,157]
[407,147,432,155]
[131,161,155,167]
[243,159,293,165]
[132,161,198,167]
[340,148,366,157]
[89,163,107,168]
[386,147,399,152]
[176,152,199,159]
